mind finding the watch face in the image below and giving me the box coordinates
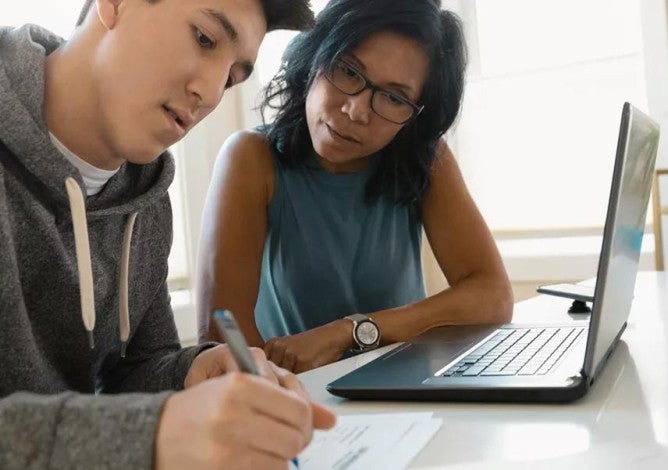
[356,321,379,346]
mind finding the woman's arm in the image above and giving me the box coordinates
[365,140,513,343]
[264,141,513,372]
[196,130,274,347]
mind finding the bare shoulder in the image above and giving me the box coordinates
[214,129,276,202]
[426,138,466,194]
[217,129,275,174]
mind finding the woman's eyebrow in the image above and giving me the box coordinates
[345,53,416,97]
[342,52,417,96]
[343,53,365,71]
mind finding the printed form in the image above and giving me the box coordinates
[298,412,442,470]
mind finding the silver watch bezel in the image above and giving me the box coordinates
[346,314,380,351]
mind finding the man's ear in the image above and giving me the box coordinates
[95,0,124,30]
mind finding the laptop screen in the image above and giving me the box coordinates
[585,103,660,379]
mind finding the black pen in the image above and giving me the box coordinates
[212,309,300,469]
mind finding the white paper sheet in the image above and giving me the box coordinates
[298,412,442,470]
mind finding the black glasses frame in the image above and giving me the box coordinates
[324,59,424,125]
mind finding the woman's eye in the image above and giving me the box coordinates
[343,65,358,78]
[385,93,405,106]
[195,29,215,49]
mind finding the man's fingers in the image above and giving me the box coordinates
[269,362,307,394]
[250,347,268,362]
[183,366,207,388]
[255,362,280,386]
[311,401,337,430]
[184,345,238,388]
[241,451,290,470]
[261,365,336,431]
[232,375,313,439]
[239,411,310,460]
[248,348,279,385]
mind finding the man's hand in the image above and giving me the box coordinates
[184,344,281,388]
[155,373,337,470]
[264,320,352,373]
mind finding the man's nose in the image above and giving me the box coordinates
[186,63,230,110]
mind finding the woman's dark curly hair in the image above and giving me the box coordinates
[261,0,467,208]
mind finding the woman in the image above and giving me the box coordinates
[197,0,513,373]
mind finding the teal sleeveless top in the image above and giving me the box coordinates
[255,152,426,340]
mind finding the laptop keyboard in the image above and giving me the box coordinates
[441,327,586,377]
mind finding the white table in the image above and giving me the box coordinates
[299,271,668,468]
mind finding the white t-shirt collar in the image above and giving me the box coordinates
[49,132,119,196]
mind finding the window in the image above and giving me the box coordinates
[454,0,647,232]
[446,0,668,281]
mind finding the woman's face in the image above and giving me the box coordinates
[305,31,430,173]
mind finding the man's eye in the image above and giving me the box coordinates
[195,29,215,49]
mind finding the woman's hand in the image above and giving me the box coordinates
[264,320,353,373]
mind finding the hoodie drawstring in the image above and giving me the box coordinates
[65,177,95,348]
[119,212,137,357]
[65,176,137,357]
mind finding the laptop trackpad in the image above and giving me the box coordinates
[410,324,501,345]
[331,324,503,387]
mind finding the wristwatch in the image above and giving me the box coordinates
[345,313,380,351]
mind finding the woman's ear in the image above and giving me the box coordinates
[95,0,124,30]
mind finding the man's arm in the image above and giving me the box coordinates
[1,375,337,470]
[0,391,168,469]
[101,281,215,393]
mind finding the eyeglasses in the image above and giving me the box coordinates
[324,58,424,125]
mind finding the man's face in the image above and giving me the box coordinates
[91,0,266,165]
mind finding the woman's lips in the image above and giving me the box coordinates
[325,123,359,144]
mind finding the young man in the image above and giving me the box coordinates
[0,1,334,468]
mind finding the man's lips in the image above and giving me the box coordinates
[325,123,359,144]
[162,104,195,132]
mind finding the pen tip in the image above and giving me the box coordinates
[88,331,95,349]
[120,341,127,358]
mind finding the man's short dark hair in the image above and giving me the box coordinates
[75,0,314,32]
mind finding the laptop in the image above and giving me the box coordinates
[327,102,661,402]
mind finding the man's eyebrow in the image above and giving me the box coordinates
[200,9,256,83]
[202,9,238,43]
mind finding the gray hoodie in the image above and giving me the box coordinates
[0,25,212,469]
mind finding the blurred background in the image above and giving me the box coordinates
[3,0,667,345]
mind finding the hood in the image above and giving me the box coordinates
[0,24,174,218]
[0,24,176,355]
